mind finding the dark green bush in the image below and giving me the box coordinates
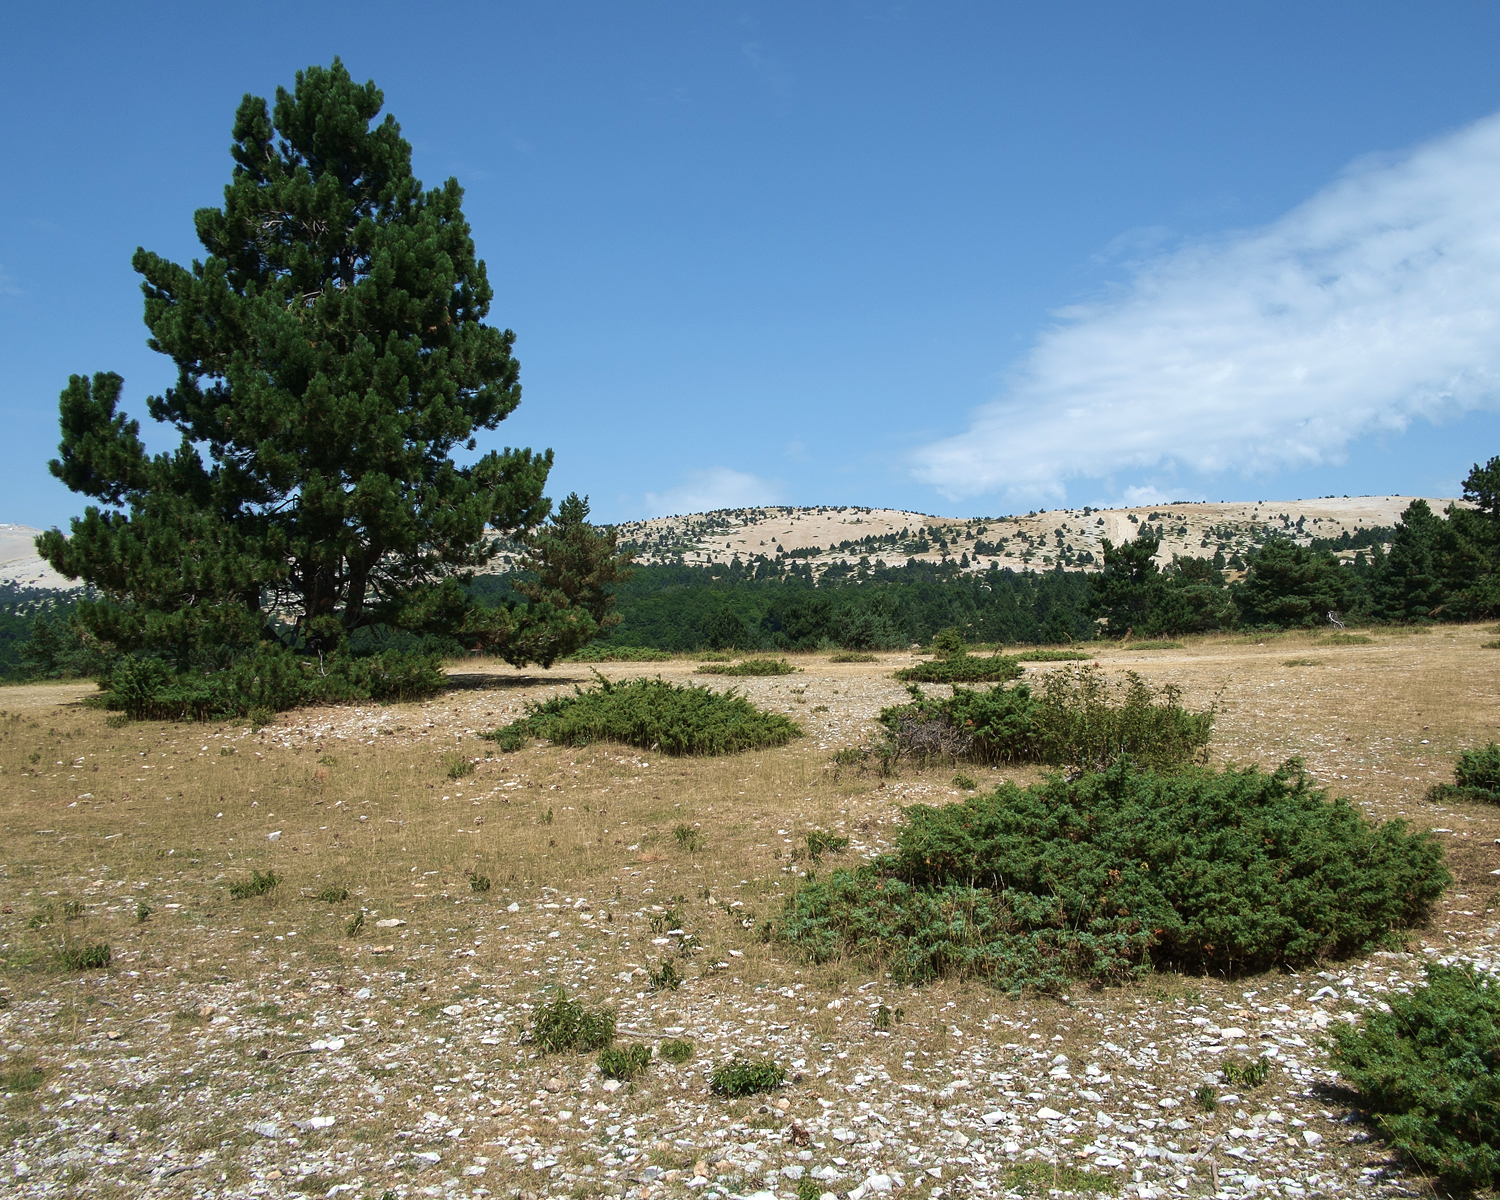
[1013,649,1093,662]
[1330,962,1500,1188]
[893,653,1024,684]
[659,1038,694,1064]
[97,646,446,722]
[827,652,877,663]
[775,760,1448,991]
[710,1057,785,1097]
[598,1044,652,1081]
[1425,741,1500,805]
[524,989,616,1054]
[490,724,526,753]
[492,674,801,756]
[805,830,849,862]
[695,657,796,676]
[878,666,1213,770]
[565,645,673,662]
[1122,641,1184,651]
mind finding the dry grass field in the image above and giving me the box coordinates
[1,627,1497,1200]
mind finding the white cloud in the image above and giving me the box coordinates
[642,467,786,517]
[912,112,1500,503]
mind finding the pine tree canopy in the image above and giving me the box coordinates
[39,60,594,671]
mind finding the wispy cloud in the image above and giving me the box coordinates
[912,112,1500,503]
[642,467,786,517]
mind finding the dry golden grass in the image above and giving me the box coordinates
[0,626,1497,1196]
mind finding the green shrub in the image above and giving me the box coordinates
[565,645,673,662]
[444,752,475,779]
[314,886,349,903]
[1425,742,1500,805]
[493,674,802,756]
[659,1038,694,1064]
[489,724,526,753]
[228,869,281,900]
[953,773,978,790]
[879,666,1213,770]
[893,653,1024,684]
[873,1003,903,1030]
[774,759,1448,991]
[1193,1085,1217,1113]
[1012,649,1092,662]
[598,1044,652,1081]
[57,942,111,970]
[524,989,616,1054]
[695,657,796,676]
[648,959,683,992]
[469,874,492,894]
[1318,633,1374,645]
[1222,1056,1271,1088]
[710,1057,785,1097]
[0,1064,44,1092]
[1330,962,1500,1188]
[344,912,365,936]
[828,652,877,663]
[1482,640,1500,649]
[796,1177,821,1200]
[673,823,703,852]
[1122,641,1184,651]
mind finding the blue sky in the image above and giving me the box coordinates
[5,3,1500,528]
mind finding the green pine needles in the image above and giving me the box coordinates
[1331,962,1500,1188]
[1426,742,1500,805]
[36,60,627,721]
[487,673,801,756]
[775,760,1447,991]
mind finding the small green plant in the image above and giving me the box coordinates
[1193,1085,1218,1112]
[805,830,849,862]
[228,869,281,900]
[444,752,475,779]
[695,657,797,676]
[796,1176,822,1200]
[830,746,866,767]
[1282,658,1325,667]
[247,705,274,730]
[598,1043,652,1081]
[1319,632,1374,645]
[1425,742,1500,806]
[648,959,683,993]
[524,989,616,1054]
[62,900,84,921]
[647,906,682,933]
[1012,649,1092,662]
[1330,961,1500,1187]
[673,823,702,852]
[873,1003,904,1030]
[1482,640,1500,649]
[952,773,978,790]
[828,651,877,663]
[1122,641,1184,651]
[490,673,801,756]
[344,912,365,937]
[57,941,111,970]
[659,1038,693,1064]
[489,723,526,753]
[710,1057,785,1097]
[317,754,338,766]
[1222,1056,1271,1088]
[135,902,153,923]
[564,645,673,663]
[469,874,492,894]
[314,885,349,903]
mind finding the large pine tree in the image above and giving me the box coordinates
[40,61,594,675]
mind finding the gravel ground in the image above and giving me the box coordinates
[2,649,1497,1200]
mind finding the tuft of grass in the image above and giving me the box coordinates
[469,873,492,894]
[1330,961,1500,1188]
[695,657,797,676]
[523,989,616,1054]
[796,1177,822,1200]
[1122,641,1184,651]
[56,941,111,970]
[775,759,1448,991]
[673,823,703,852]
[444,752,475,779]
[873,1003,903,1031]
[1282,658,1326,667]
[827,652,877,663]
[894,654,1023,684]
[659,1038,693,1064]
[314,885,349,903]
[0,1064,44,1092]
[709,1057,785,1097]
[344,912,365,937]
[952,773,979,790]
[1193,1085,1218,1112]
[1011,649,1093,662]
[1222,1055,1272,1088]
[598,1043,651,1081]
[489,673,802,756]
[805,830,849,862]
[135,902,153,923]
[1319,633,1374,645]
[227,869,281,900]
